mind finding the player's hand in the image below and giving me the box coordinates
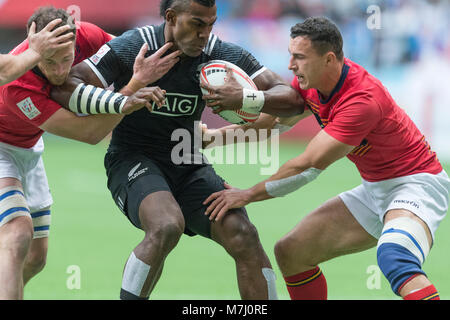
[122,86,166,114]
[199,121,220,149]
[252,114,279,131]
[201,66,243,113]
[28,19,75,59]
[132,42,182,86]
[203,183,251,221]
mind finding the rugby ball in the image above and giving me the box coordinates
[200,60,260,125]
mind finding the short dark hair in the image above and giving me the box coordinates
[290,17,344,60]
[27,6,76,38]
[159,0,216,18]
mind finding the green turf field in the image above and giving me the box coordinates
[24,134,450,300]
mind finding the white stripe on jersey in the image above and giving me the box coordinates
[137,26,159,51]
[84,60,109,88]
[138,27,153,50]
[203,34,218,55]
[142,27,154,50]
[148,26,159,50]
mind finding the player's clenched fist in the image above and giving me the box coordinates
[122,87,167,114]
[28,19,75,59]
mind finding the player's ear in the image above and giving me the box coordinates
[325,52,335,66]
[165,9,177,26]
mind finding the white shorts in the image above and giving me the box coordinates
[339,170,450,242]
[0,138,52,238]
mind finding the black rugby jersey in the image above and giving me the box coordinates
[85,23,265,158]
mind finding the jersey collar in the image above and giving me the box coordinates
[317,62,350,104]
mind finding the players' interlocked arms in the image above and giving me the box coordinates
[204,17,450,300]
[0,6,178,300]
[51,0,303,300]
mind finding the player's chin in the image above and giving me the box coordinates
[298,77,310,90]
[50,77,68,86]
[183,47,204,57]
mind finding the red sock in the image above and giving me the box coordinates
[283,266,327,300]
[403,284,440,300]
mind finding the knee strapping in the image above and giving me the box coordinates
[377,217,430,294]
[0,186,30,227]
[31,208,51,239]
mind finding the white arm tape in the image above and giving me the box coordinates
[242,88,265,113]
[68,83,128,114]
[265,167,322,197]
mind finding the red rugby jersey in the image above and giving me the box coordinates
[292,58,442,182]
[0,21,112,148]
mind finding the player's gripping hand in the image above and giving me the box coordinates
[131,42,182,88]
[121,87,166,114]
[201,66,244,114]
[28,19,75,59]
[203,182,251,221]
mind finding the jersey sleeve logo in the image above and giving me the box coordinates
[16,97,41,120]
[90,44,111,65]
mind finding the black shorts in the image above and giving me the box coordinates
[104,150,233,238]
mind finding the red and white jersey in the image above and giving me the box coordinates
[292,58,442,182]
[0,21,112,149]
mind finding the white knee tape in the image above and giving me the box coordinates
[262,268,278,300]
[378,217,430,265]
[0,186,30,227]
[122,252,151,297]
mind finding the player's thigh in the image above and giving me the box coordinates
[176,165,262,253]
[0,177,22,189]
[209,207,263,257]
[105,151,184,232]
[384,209,433,248]
[0,178,31,236]
[175,164,232,239]
[138,190,185,235]
[276,196,377,266]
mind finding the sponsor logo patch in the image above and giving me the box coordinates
[90,44,111,65]
[16,97,41,120]
[152,93,199,117]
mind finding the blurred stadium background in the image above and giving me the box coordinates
[1,0,449,300]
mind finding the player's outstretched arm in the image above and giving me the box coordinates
[202,68,305,117]
[201,110,312,149]
[203,130,355,221]
[200,113,278,148]
[0,19,74,86]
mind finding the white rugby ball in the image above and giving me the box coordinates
[200,60,260,125]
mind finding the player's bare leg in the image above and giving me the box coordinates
[211,208,276,300]
[0,177,33,299]
[275,196,377,274]
[274,196,377,299]
[0,216,33,299]
[23,237,48,285]
[120,191,184,299]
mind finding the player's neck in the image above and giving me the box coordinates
[317,60,345,100]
